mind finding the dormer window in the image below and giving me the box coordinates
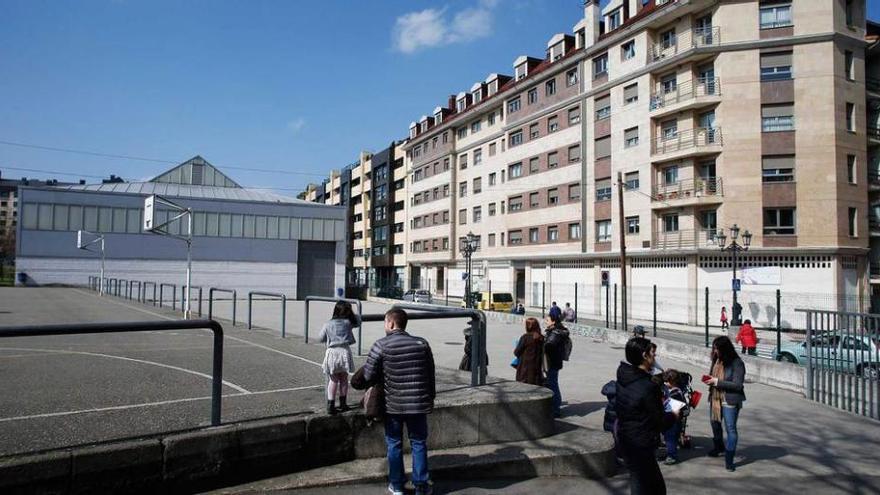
[457,98,466,112]
[515,65,527,80]
[607,8,622,30]
[420,122,428,133]
[472,90,482,103]
[435,112,443,123]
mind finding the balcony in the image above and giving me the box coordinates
[652,177,723,206]
[650,78,721,117]
[652,228,720,250]
[871,215,880,237]
[869,125,880,145]
[649,27,720,63]
[867,77,880,97]
[870,172,880,191]
[652,127,722,160]
[871,262,880,282]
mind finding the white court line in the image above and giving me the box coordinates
[0,384,322,423]
[72,288,324,368]
[0,346,251,394]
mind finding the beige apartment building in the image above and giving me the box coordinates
[402,0,873,325]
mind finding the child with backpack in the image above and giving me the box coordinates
[543,313,572,418]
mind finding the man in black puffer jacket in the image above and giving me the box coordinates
[363,309,436,495]
[615,337,677,495]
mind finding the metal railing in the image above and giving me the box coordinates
[143,281,157,305]
[118,279,128,298]
[867,77,880,93]
[159,283,177,310]
[653,127,722,155]
[208,288,237,326]
[798,309,879,420]
[653,228,721,250]
[652,177,722,201]
[868,125,880,141]
[650,77,721,111]
[0,319,225,426]
[248,291,287,337]
[304,296,364,355]
[649,26,721,62]
[181,285,203,317]
[130,280,142,302]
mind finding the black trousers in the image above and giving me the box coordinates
[621,443,666,495]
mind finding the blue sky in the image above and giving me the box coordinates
[1,1,878,195]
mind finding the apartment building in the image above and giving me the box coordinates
[303,142,409,294]
[403,0,872,323]
[866,20,880,309]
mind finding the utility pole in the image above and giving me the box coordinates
[617,171,628,331]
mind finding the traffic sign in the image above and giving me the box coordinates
[732,278,741,291]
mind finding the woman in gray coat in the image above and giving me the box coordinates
[702,335,746,472]
[319,301,359,414]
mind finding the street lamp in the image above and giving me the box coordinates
[363,249,370,295]
[718,224,752,326]
[461,231,478,309]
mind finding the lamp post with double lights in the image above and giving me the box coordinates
[717,224,752,326]
[461,231,479,309]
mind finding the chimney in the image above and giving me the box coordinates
[447,95,457,112]
[79,179,86,185]
[584,0,601,46]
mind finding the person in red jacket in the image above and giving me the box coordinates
[735,319,758,356]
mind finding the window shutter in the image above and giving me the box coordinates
[595,136,611,158]
[623,84,638,100]
[762,155,795,169]
[760,51,792,68]
[762,103,793,117]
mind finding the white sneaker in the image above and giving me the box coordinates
[387,484,404,495]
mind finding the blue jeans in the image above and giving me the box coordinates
[711,404,740,453]
[663,421,681,460]
[384,414,429,490]
[545,367,561,416]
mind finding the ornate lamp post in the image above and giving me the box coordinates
[717,224,752,326]
[461,231,478,309]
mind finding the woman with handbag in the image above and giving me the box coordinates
[514,317,544,385]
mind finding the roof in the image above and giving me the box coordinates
[51,181,309,204]
[149,156,241,188]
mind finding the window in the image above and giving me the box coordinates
[374,184,388,201]
[623,83,638,104]
[593,53,608,78]
[625,171,640,190]
[529,228,539,243]
[846,0,855,26]
[596,220,612,242]
[848,155,857,184]
[375,207,387,222]
[661,119,678,139]
[548,225,559,242]
[568,145,581,163]
[849,207,858,237]
[459,154,468,169]
[846,102,855,131]
[375,164,388,181]
[626,216,640,234]
[488,112,496,126]
[510,130,523,147]
[510,196,523,211]
[510,230,523,245]
[760,51,792,81]
[457,98,466,112]
[545,78,556,96]
[660,29,677,49]
[595,95,611,120]
[764,208,796,235]
[760,3,792,29]
[472,90,482,103]
[660,73,677,94]
[459,181,467,197]
[443,132,449,143]
[488,233,496,247]
[530,123,539,139]
[489,172,497,185]
[548,152,559,169]
[664,165,679,185]
[489,203,497,216]
[474,148,482,165]
[621,40,636,60]
[458,127,467,139]
[443,184,450,196]
[473,206,482,223]
[762,103,795,131]
[566,68,579,87]
[394,244,403,254]
[596,179,612,201]
[489,142,497,156]
[663,214,679,232]
[473,177,482,194]
[444,158,450,170]
[762,155,795,182]
[568,107,580,125]
[530,192,540,207]
[528,87,538,104]
[529,157,540,173]
[509,162,523,178]
[508,97,521,113]
[595,136,611,159]
[548,116,559,133]
[607,8,622,29]
[459,209,467,225]
[548,188,559,205]
[845,50,854,81]
[53,205,69,231]
[569,223,581,240]
[471,120,481,133]
[443,210,450,223]
[624,127,639,148]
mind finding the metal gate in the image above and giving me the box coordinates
[297,241,336,298]
[799,309,880,420]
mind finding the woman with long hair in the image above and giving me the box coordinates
[318,301,359,414]
[702,335,746,472]
[514,317,544,385]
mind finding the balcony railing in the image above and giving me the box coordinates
[653,127,722,155]
[650,26,721,62]
[653,228,720,250]
[871,262,880,278]
[652,177,723,201]
[650,77,721,111]
[868,125,880,141]
[867,77,880,93]
[870,215,880,231]
[869,172,880,186]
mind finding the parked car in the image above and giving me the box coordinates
[773,332,880,379]
[459,291,515,312]
[376,286,403,299]
[403,289,432,304]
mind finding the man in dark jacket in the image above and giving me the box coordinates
[543,314,569,417]
[615,337,677,495]
[363,309,436,495]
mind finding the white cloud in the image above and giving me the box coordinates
[286,118,306,134]
[392,0,498,54]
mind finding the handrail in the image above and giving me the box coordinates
[653,126,722,154]
[181,285,204,317]
[130,280,142,302]
[652,177,723,199]
[649,26,721,62]
[304,296,364,355]
[649,77,721,110]
[248,291,287,337]
[159,283,177,310]
[143,281,157,305]
[118,279,128,298]
[0,319,225,426]
[208,288,237,326]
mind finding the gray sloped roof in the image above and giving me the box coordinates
[54,181,307,204]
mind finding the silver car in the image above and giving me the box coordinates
[403,289,433,304]
[773,332,880,379]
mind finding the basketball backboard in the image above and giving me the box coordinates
[143,195,156,231]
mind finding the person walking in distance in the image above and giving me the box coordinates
[362,309,436,495]
[514,317,544,385]
[720,306,729,330]
[702,335,746,472]
[735,319,758,356]
[318,301,358,415]
[543,313,570,417]
[563,302,576,323]
[615,337,678,495]
[548,301,562,321]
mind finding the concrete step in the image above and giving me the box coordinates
[207,424,616,493]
